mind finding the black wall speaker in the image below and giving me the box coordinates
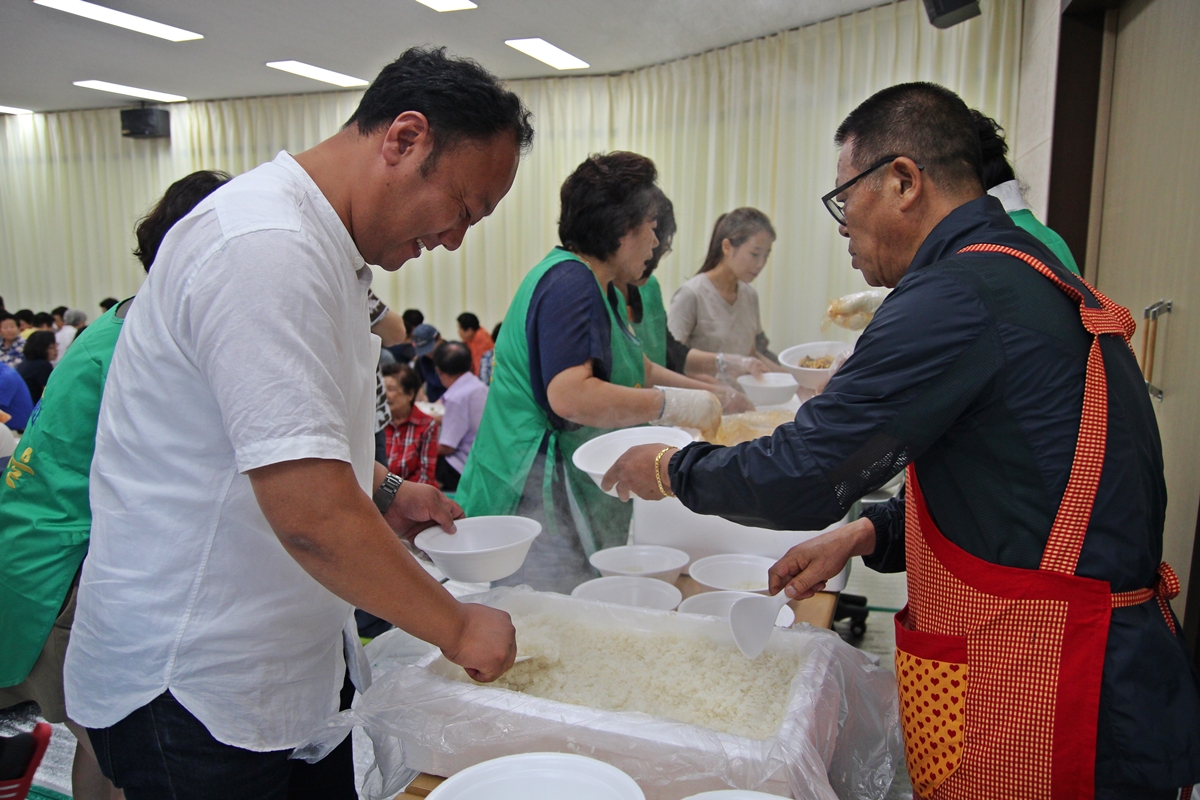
[120,107,170,139]
[923,0,981,28]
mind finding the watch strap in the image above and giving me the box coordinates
[374,472,403,514]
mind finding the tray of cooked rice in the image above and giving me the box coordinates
[300,586,900,800]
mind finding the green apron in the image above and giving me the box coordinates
[632,274,668,368]
[457,247,646,557]
[0,305,124,686]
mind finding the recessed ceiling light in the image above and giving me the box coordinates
[414,0,478,10]
[265,61,369,89]
[0,105,34,115]
[73,80,187,103]
[33,0,202,42]
[504,38,589,70]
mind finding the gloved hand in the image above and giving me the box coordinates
[713,385,755,414]
[716,353,765,381]
[654,387,722,439]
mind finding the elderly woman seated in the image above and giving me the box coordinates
[380,362,440,487]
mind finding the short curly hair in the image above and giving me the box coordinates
[558,152,659,261]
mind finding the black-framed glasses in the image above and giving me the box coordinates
[821,155,924,225]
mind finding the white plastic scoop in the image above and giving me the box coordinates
[729,590,792,659]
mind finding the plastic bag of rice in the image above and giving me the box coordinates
[295,586,902,800]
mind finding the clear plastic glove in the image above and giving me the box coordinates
[716,352,764,382]
[714,385,755,414]
[654,387,722,439]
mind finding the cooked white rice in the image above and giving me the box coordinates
[462,612,800,740]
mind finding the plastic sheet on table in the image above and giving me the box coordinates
[294,586,901,800]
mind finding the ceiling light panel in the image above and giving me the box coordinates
[415,0,478,10]
[265,61,369,88]
[504,38,589,70]
[73,80,187,103]
[33,0,202,42]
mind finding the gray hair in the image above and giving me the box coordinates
[63,309,88,327]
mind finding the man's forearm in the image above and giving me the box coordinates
[251,458,465,650]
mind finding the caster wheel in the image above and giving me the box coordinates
[850,620,867,637]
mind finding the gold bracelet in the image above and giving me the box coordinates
[654,447,676,498]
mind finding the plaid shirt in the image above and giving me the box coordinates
[0,338,24,368]
[382,406,439,486]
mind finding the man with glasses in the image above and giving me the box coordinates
[605,81,1200,798]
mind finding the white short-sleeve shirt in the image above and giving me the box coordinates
[65,151,380,751]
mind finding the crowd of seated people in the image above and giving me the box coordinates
[374,307,496,490]
[0,300,92,436]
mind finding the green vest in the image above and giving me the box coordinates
[0,304,124,686]
[457,248,646,556]
[632,274,668,368]
[1008,209,1081,276]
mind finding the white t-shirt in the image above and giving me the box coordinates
[667,273,763,356]
[65,151,380,751]
[53,325,76,365]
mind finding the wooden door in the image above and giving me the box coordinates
[1092,0,1200,627]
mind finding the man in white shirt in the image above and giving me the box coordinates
[432,340,489,492]
[65,46,534,799]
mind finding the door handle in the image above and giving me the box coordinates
[1140,299,1171,401]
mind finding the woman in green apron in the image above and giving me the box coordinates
[456,153,722,592]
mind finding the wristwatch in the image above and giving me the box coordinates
[373,472,403,515]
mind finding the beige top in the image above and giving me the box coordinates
[668,273,763,355]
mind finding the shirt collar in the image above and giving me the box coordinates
[907,195,1016,274]
[272,151,369,275]
[986,180,1028,213]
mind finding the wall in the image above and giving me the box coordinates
[1012,0,1062,220]
[0,0,1021,348]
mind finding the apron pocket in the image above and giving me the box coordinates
[894,606,968,797]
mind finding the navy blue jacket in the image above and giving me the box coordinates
[669,196,1200,789]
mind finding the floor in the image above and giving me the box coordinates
[2,560,912,800]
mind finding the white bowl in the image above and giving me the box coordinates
[427,752,644,800]
[572,426,695,496]
[687,554,776,593]
[571,576,683,611]
[677,590,795,627]
[414,516,541,583]
[588,545,689,583]
[736,373,799,407]
[778,341,853,392]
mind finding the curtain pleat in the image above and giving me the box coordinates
[0,0,1019,347]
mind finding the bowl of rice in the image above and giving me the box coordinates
[778,341,852,392]
[572,426,695,496]
[687,554,776,594]
[588,545,690,583]
[414,516,541,583]
[571,576,683,611]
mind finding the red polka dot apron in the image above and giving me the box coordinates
[894,244,1184,800]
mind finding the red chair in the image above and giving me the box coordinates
[0,722,51,800]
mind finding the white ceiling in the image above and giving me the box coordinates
[0,0,885,113]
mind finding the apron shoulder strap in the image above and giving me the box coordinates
[955,243,1135,575]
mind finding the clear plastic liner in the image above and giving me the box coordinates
[294,586,901,800]
[822,289,889,332]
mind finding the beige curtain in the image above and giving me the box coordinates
[0,0,1020,348]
